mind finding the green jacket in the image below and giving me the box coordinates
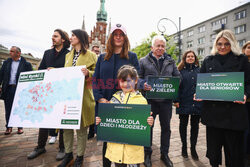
[65,49,97,127]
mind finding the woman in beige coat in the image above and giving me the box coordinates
[58,29,97,167]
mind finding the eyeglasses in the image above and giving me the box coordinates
[216,42,231,48]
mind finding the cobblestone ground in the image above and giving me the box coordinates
[0,100,225,167]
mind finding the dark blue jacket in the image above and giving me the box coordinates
[93,51,139,102]
[176,64,202,115]
[0,57,32,99]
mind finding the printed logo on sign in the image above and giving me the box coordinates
[61,119,79,125]
[19,73,45,82]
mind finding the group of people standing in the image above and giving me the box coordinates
[0,23,250,167]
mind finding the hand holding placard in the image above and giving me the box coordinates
[233,95,246,104]
[193,94,203,102]
[195,72,244,102]
[144,82,152,91]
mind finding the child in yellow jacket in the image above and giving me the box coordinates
[96,65,153,167]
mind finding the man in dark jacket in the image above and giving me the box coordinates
[0,46,32,135]
[139,35,180,167]
[27,29,70,161]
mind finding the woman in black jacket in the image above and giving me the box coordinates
[174,50,201,160]
[242,41,250,165]
[195,30,250,167]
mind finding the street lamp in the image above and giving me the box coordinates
[157,17,182,63]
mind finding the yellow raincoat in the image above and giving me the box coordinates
[105,91,148,164]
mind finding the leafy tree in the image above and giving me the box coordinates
[132,32,179,62]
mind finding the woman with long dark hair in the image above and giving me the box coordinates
[174,50,201,160]
[58,29,97,167]
[93,24,139,167]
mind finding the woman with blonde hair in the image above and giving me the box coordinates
[174,50,201,160]
[195,30,250,167]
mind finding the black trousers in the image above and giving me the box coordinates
[103,142,111,167]
[206,126,245,167]
[179,114,200,148]
[246,102,250,154]
[49,129,58,137]
[88,124,95,134]
[4,86,22,129]
[144,101,172,155]
[37,128,64,149]
[115,163,140,167]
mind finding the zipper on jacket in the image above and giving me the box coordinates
[125,93,131,104]
[148,56,161,75]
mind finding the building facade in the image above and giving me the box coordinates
[0,45,41,69]
[83,0,110,53]
[173,2,250,60]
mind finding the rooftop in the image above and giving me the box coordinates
[0,48,40,61]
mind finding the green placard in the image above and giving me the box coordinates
[19,72,45,82]
[146,76,180,99]
[196,72,244,101]
[61,119,79,125]
[97,103,151,147]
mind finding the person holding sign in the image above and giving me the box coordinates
[173,50,201,160]
[138,35,180,167]
[93,24,140,167]
[242,41,250,164]
[195,30,250,167]
[96,65,154,167]
[57,29,97,167]
[27,29,70,161]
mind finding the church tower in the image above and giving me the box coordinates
[89,0,108,53]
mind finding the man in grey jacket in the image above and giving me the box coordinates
[139,35,180,167]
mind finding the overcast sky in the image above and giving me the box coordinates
[0,0,249,58]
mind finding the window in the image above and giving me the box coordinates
[238,39,246,47]
[174,34,183,39]
[211,17,227,27]
[176,44,183,50]
[235,24,246,34]
[198,26,205,33]
[221,18,227,24]
[235,10,246,20]
[174,34,183,43]
[187,41,193,48]
[198,48,205,56]
[211,34,217,43]
[187,30,193,37]
[198,37,205,44]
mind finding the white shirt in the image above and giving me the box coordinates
[9,57,21,85]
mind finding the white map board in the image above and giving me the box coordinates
[8,66,86,129]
